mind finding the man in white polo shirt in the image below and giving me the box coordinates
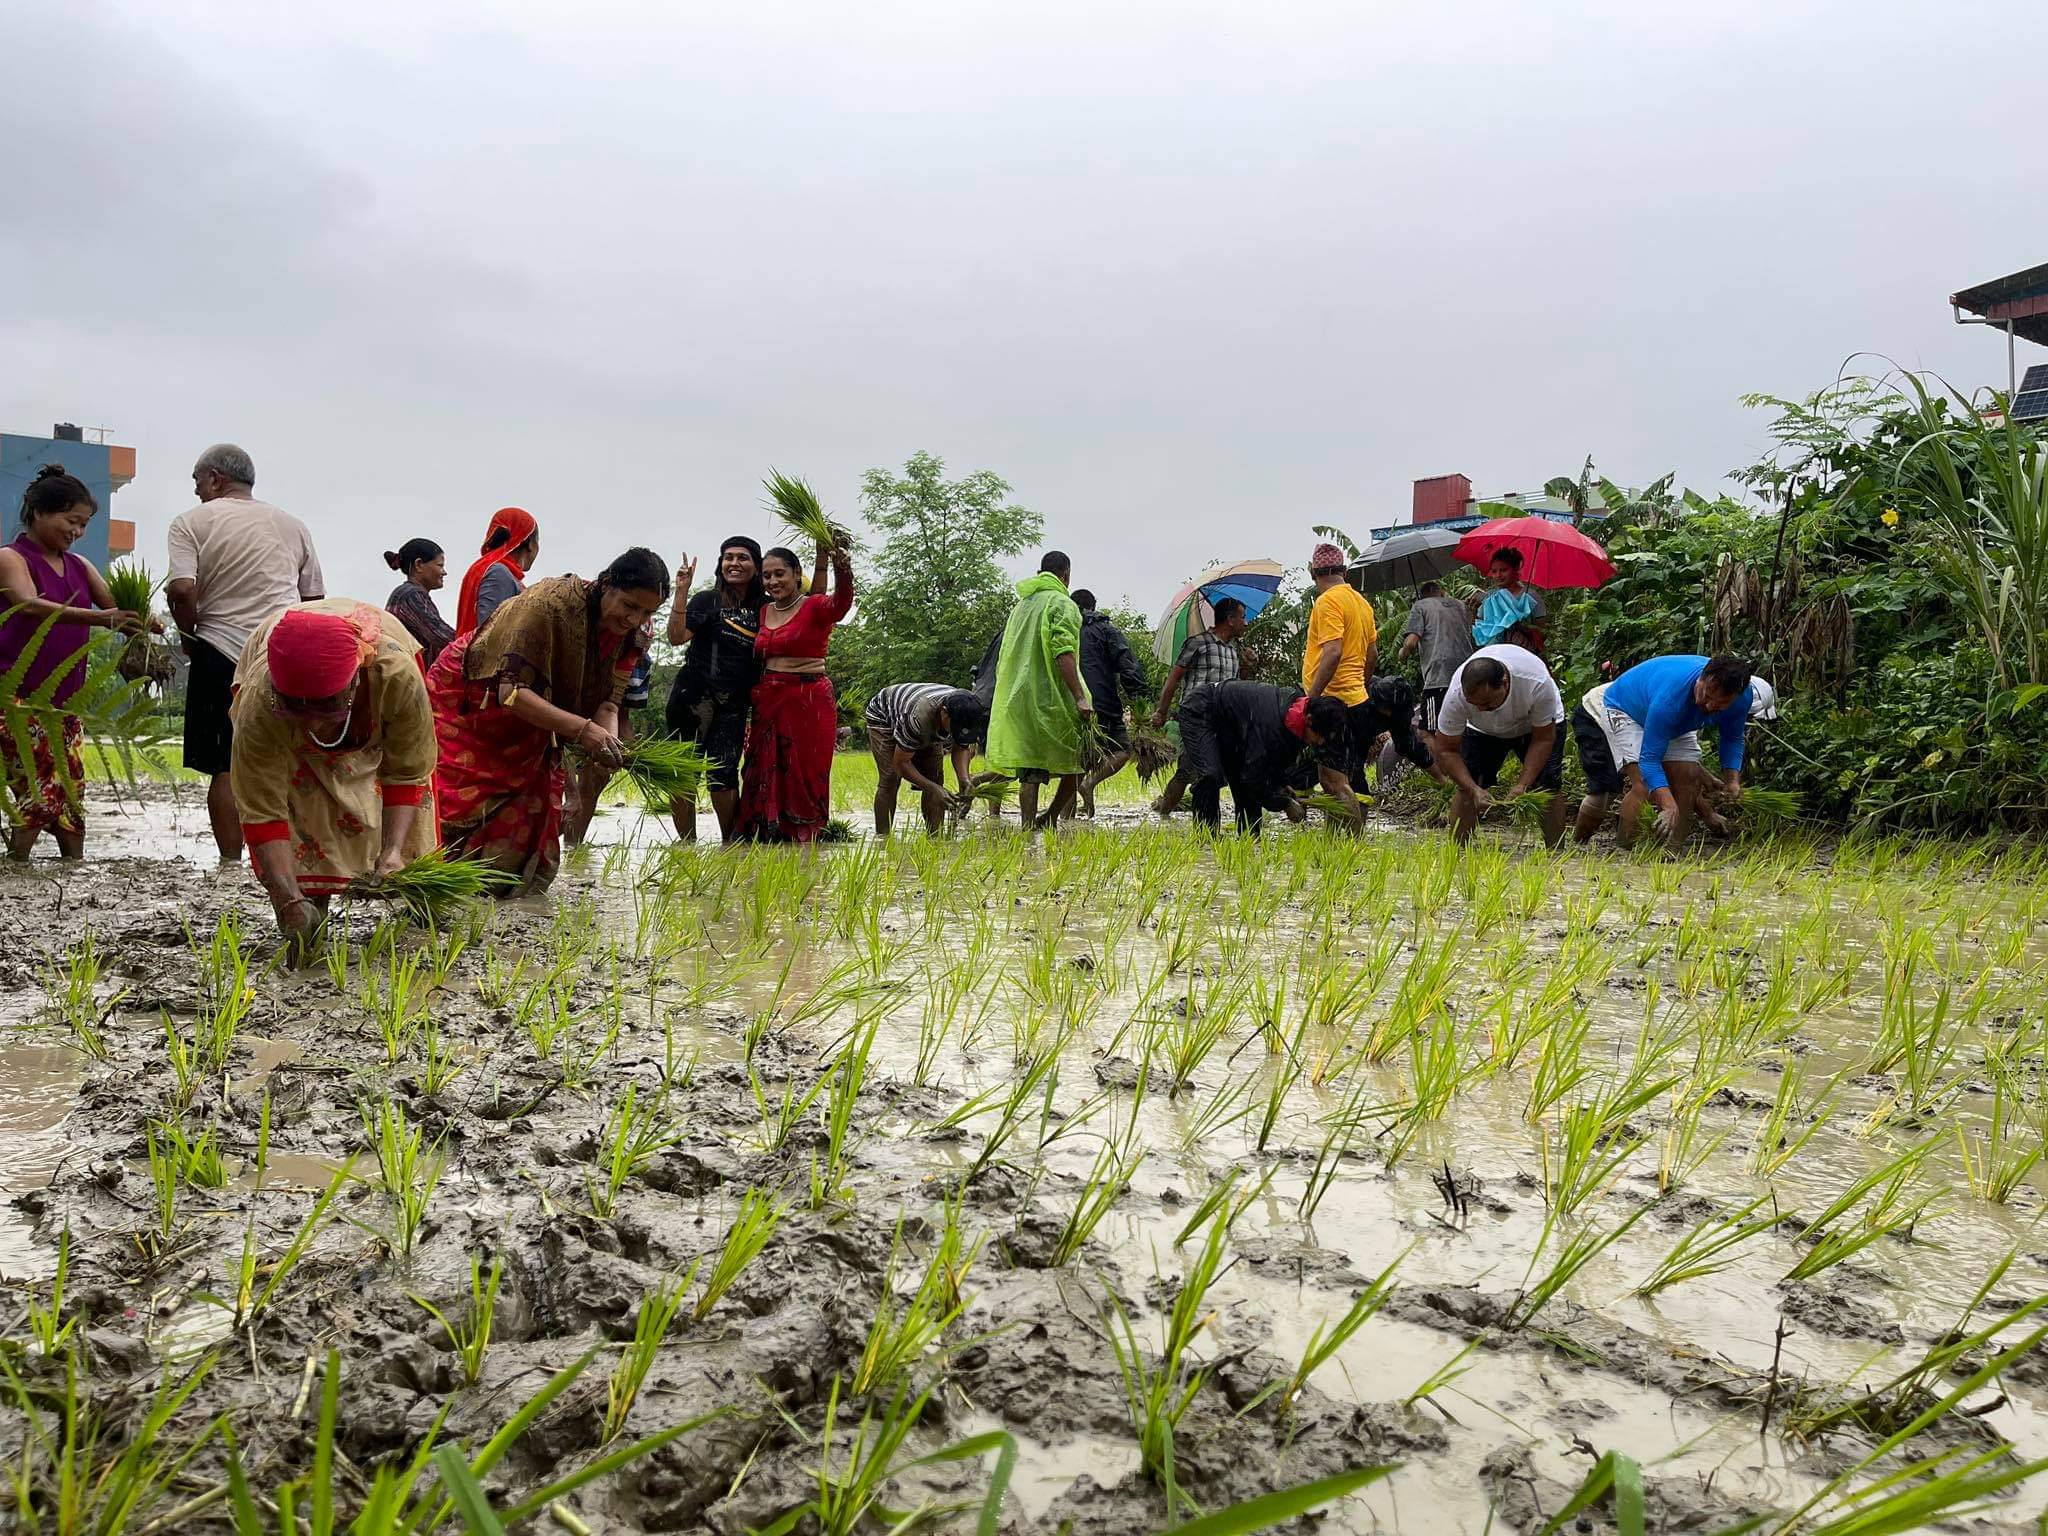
[1428,643,1567,847]
[166,444,324,861]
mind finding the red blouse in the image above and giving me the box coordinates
[755,582,854,662]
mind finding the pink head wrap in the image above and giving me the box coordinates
[1310,542,1347,573]
[268,609,370,698]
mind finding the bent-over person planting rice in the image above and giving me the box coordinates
[426,548,667,892]
[1572,652,1755,852]
[230,599,438,949]
[863,682,987,835]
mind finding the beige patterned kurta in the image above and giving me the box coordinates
[231,599,438,892]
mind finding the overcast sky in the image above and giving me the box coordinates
[6,1,2044,619]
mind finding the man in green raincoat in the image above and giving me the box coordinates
[987,551,1096,829]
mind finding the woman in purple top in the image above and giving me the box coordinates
[0,464,144,859]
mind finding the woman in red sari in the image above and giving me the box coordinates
[735,537,853,843]
[454,507,540,635]
[427,547,668,892]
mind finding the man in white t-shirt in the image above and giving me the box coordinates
[166,444,324,860]
[1429,643,1567,847]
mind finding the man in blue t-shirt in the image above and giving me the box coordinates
[1570,654,1753,850]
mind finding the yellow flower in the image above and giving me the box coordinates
[1881,508,1900,527]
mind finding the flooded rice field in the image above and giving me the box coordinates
[3,780,2046,1533]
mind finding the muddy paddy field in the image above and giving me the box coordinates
[4,781,2047,1534]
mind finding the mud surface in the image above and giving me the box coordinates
[2,784,2046,1533]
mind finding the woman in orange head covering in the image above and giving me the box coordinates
[230,599,439,947]
[455,508,540,635]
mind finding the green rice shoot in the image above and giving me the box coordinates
[351,850,517,923]
[105,560,158,618]
[613,736,718,811]
[763,469,836,551]
[1499,789,1554,831]
[1736,787,1802,833]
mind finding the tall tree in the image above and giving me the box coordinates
[830,452,1043,709]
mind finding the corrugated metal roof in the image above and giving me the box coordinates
[1951,262,2048,346]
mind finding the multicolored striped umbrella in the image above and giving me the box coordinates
[1152,559,1286,663]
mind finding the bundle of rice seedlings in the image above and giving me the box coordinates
[1303,790,1368,822]
[610,736,717,810]
[819,818,856,843]
[1078,713,1116,771]
[964,774,1014,806]
[1130,724,1178,784]
[1499,789,1555,831]
[351,850,516,923]
[1734,787,1801,833]
[105,560,159,618]
[763,470,837,551]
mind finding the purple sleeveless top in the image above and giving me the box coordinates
[2,534,96,706]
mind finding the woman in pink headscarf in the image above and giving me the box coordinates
[230,599,439,945]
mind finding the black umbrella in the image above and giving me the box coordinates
[1347,527,1465,594]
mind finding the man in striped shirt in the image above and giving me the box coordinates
[863,683,989,835]
[1148,597,1247,821]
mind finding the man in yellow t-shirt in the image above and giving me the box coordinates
[1301,542,1380,789]
[1302,542,1377,705]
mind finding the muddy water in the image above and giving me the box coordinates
[3,787,2046,1533]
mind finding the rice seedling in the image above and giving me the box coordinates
[210,1159,353,1330]
[104,558,158,618]
[1301,789,1366,825]
[413,1019,468,1097]
[143,1124,182,1244]
[323,930,352,993]
[852,1218,980,1396]
[410,1252,504,1387]
[475,946,529,1009]
[187,910,256,1075]
[150,1115,228,1191]
[25,1228,76,1356]
[604,1264,696,1442]
[763,467,838,550]
[1104,1203,1232,1518]
[1783,1137,1937,1283]
[40,930,125,1061]
[811,1017,880,1210]
[0,1346,215,1536]
[1247,1243,1408,1419]
[607,734,717,811]
[1753,1059,1839,1177]
[928,1048,1062,1186]
[1632,1193,1780,1297]
[694,1186,785,1321]
[1050,1087,1147,1266]
[1129,722,1177,783]
[752,1376,1018,1536]
[1540,1076,1667,1219]
[1954,1068,2045,1202]
[589,1082,683,1218]
[1734,786,1802,834]
[1508,1203,1651,1328]
[358,1097,445,1258]
[361,944,430,1065]
[350,848,516,924]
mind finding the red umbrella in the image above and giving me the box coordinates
[1454,516,1615,589]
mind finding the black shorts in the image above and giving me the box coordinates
[1572,702,1624,795]
[1460,727,1565,792]
[1421,687,1449,733]
[666,684,749,792]
[183,635,238,776]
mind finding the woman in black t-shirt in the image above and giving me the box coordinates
[664,536,764,841]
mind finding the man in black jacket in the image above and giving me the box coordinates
[1191,681,1358,834]
[1071,590,1148,817]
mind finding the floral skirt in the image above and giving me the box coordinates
[2,713,84,836]
[735,673,836,843]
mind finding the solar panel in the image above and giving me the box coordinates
[2016,364,2048,421]
[2012,364,2048,424]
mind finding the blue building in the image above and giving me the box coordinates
[1,425,138,571]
